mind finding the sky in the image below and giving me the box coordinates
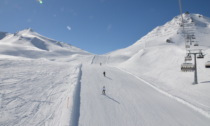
[0,0,210,54]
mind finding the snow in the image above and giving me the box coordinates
[114,14,210,116]
[1,13,210,126]
[0,58,82,126]
[80,65,210,126]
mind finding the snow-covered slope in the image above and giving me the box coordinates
[0,28,93,63]
[1,13,210,126]
[79,65,210,126]
[0,58,82,126]
[105,13,210,117]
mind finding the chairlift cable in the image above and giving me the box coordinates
[178,0,188,54]
[179,0,184,23]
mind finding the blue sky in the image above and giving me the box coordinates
[0,0,210,54]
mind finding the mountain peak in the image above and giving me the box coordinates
[15,28,36,36]
[177,13,210,28]
[25,28,34,32]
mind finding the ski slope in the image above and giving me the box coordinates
[79,64,210,126]
[0,58,82,126]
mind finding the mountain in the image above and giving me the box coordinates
[108,13,210,117]
[1,13,210,126]
[105,13,210,65]
[0,28,93,63]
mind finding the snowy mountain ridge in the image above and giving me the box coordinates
[0,28,93,63]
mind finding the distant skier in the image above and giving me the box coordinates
[103,71,106,77]
[102,86,106,95]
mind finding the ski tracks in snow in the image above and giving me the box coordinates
[0,59,83,126]
[117,67,210,119]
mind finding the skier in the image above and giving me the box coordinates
[102,86,106,95]
[103,71,106,77]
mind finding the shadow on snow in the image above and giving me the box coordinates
[104,94,120,104]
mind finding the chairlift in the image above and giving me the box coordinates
[185,55,192,61]
[194,43,199,46]
[197,54,204,59]
[205,61,210,68]
[186,35,190,39]
[186,45,190,48]
[181,63,195,72]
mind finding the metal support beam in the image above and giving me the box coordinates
[187,50,203,84]
[193,54,198,84]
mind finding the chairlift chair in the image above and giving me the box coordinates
[205,61,210,68]
[197,54,204,59]
[186,45,190,48]
[181,63,195,72]
[186,35,190,39]
[194,43,199,46]
[185,55,192,61]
